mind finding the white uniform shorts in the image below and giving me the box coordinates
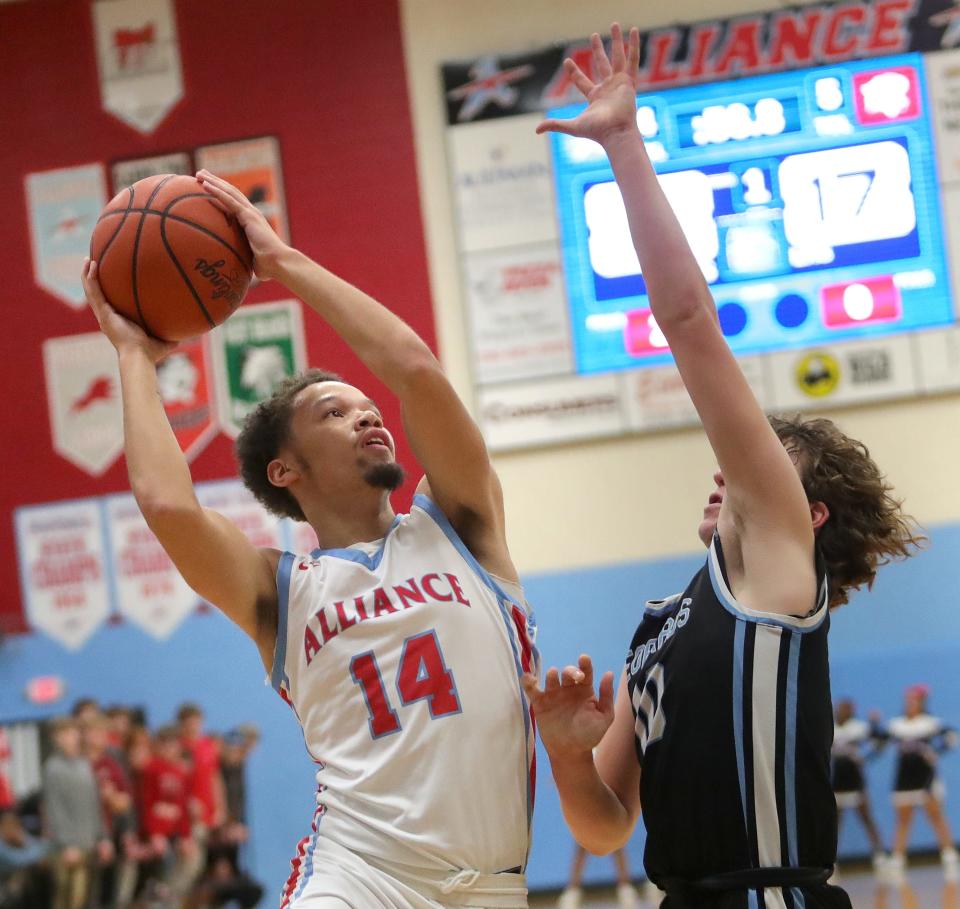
[280,834,528,909]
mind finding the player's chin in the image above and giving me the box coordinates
[697,516,716,548]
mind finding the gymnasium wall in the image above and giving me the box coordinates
[0,0,433,634]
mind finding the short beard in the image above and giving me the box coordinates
[362,462,406,491]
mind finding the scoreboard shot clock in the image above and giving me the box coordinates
[548,52,956,375]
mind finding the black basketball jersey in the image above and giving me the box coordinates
[626,533,839,907]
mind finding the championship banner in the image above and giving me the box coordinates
[195,480,285,550]
[105,494,198,640]
[210,300,307,438]
[442,0,960,123]
[25,164,107,308]
[196,137,289,241]
[14,500,111,651]
[43,332,124,477]
[157,337,218,462]
[92,0,183,134]
[111,151,192,194]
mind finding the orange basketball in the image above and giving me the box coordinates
[89,174,254,341]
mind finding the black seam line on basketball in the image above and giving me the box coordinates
[131,176,176,335]
[96,187,135,269]
[96,206,251,267]
[159,213,217,330]
[163,193,253,267]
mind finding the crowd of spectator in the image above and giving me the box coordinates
[0,699,264,909]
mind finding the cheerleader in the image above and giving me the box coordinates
[832,699,887,874]
[882,684,958,882]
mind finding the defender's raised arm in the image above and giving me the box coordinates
[538,26,816,617]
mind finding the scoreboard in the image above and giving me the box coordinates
[548,53,956,374]
[442,7,960,451]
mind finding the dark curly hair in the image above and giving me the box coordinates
[769,415,925,609]
[235,368,343,521]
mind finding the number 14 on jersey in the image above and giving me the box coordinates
[349,630,462,739]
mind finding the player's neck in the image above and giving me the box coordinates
[307,492,396,551]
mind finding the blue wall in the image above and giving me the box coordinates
[1,524,957,895]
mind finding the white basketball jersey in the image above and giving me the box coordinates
[271,494,539,875]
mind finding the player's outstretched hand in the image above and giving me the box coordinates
[196,170,290,282]
[83,259,176,363]
[536,23,641,146]
[521,654,615,759]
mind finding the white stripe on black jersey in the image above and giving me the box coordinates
[626,533,848,909]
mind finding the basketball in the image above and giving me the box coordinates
[89,174,254,341]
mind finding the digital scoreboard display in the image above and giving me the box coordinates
[548,52,956,375]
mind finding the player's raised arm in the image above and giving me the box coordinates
[82,261,280,665]
[538,26,816,614]
[198,171,512,577]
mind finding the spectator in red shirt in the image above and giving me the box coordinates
[176,704,224,835]
[140,726,199,903]
[0,773,13,812]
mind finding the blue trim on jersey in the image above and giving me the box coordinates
[292,808,323,902]
[733,620,750,833]
[792,887,806,908]
[414,492,538,836]
[747,890,759,909]
[413,495,516,602]
[784,631,802,867]
[271,552,296,694]
[309,513,405,569]
[707,537,828,634]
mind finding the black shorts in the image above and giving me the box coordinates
[661,883,852,908]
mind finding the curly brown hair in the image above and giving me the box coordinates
[769,414,925,609]
[235,368,343,521]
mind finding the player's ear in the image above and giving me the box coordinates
[267,458,300,489]
[810,500,830,533]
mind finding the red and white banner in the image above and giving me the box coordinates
[105,495,198,640]
[43,332,124,476]
[92,0,183,133]
[157,337,218,462]
[195,480,285,550]
[14,500,111,651]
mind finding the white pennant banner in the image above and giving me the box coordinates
[14,500,111,651]
[92,0,183,134]
[105,494,199,640]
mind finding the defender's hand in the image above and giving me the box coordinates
[536,23,642,147]
[83,259,177,363]
[196,170,291,281]
[521,654,615,759]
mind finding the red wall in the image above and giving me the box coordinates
[0,0,435,632]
